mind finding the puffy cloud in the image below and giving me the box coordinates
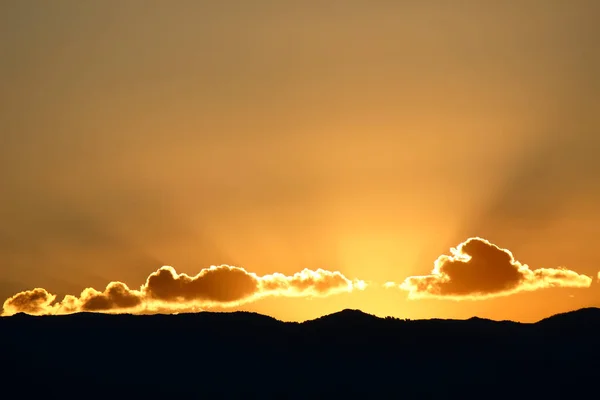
[79,282,144,311]
[258,268,367,296]
[2,288,57,315]
[143,266,259,304]
[1,265,366,316]
[389,237,592,300]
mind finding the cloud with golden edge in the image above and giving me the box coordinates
[386,237,592,300]
[1,265,366,316]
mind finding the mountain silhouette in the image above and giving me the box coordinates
[1,307,598,398]
[536,306,600,327]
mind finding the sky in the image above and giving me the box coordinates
[1,0,599,322]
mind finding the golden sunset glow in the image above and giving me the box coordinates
[1,1,599,323]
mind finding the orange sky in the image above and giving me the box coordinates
[1,1,599,322]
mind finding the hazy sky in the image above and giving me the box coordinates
[1,0,599,321]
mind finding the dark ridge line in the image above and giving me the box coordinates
[4,306,599,325]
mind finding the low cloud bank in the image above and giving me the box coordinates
[2,265,366,316]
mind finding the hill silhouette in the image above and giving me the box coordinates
[1,308,598,398]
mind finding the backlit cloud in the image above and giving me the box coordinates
[1,265,366,316]
[387,237,592,300]
[2,288,57,315]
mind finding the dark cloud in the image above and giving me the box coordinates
[80,282,144,311]
[387,237,592,300]
[144,266,259,303]
[1,265,366,316]
[2,288,57,315]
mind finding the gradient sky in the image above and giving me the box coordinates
[1,0,599,322]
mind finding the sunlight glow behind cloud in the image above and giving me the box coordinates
[1,265,366,316]
[387,237,592,300]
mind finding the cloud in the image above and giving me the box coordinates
[1,265,366,316]
[2,288,57,315]
[388,237,592,300]
[79,282,144,311]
